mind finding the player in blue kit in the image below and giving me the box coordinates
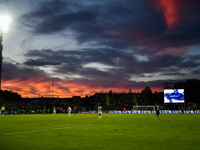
[155,103,160,121]
[74,106,76,116]
[181,106,184,116]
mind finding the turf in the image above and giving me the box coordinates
[0,113,200,150]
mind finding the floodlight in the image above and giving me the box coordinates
[0,16,10,33]
[0,15,10,101]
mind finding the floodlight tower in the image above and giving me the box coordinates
[0,16,10,101]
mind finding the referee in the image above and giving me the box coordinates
[155,103,160,121]
[1,105,5,118]
[44,106,47,115]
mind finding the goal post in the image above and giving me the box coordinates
[133,105,155,111]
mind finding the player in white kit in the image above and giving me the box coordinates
[98,104,102,119]
[67,106,72,117]
[53,107,56,115]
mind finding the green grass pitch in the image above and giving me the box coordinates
[0,113,200,150]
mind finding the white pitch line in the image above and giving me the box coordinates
[105,114,122,116]
[0,124,93,136]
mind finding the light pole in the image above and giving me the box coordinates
[0,25,2,101]
[0,16,10,101]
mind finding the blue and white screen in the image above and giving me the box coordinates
[164,89,184,103]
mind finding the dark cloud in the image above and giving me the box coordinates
[19,0,166,45]
[2,61,48,81]
[175,60,200,68]
[20,0,98,34]
[191,69,200,75]
[136,79,185,88]
[19,0,200,54]
[33,10,97,34]
[24,59,61,66]
[23,47,199,82]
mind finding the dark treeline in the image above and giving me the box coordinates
[141,86,164,104]
[1,90,22,101]
[173,79,200,103]
[143,79,200,104]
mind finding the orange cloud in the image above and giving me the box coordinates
[153,0,199,29]
[2,78,95,98]
[157,0,179,28]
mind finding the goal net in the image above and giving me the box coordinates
[133,105,155,111]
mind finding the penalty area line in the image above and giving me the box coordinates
[0,124,93,136]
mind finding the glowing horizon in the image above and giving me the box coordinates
[2,77,164,98]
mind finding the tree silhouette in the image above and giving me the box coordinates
[141,86,153,104]
[1,89,22,101]
[141,86,152,95]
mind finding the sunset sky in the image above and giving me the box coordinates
[1,0,200,98]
